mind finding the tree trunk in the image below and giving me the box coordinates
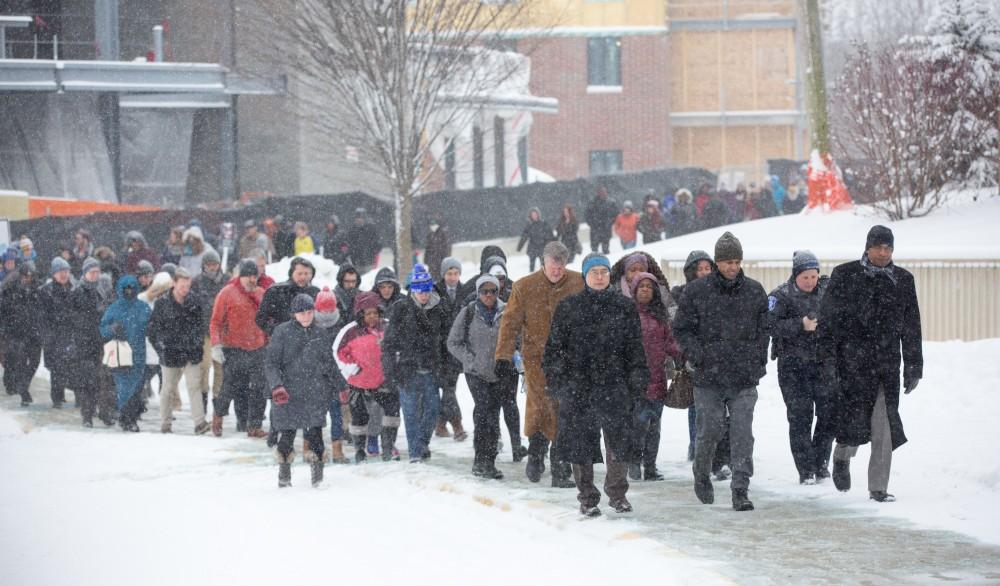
[801,0,831,155]
[396,183,413,279]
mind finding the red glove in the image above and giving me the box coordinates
[339,389,349,404]
[271,386,289,405]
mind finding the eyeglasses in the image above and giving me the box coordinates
[588,268,610,276]
[479,288,498,296]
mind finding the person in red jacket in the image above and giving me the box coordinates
[209,259,268,437]
[613,201,639,250]
[628,271,682,482]
[333,291,399,462]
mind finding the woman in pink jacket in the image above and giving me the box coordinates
[333,291,400,462]
[629,272,681,481]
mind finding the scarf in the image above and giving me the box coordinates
[860,253,897,285]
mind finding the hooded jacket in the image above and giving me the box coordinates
[123,231,160,275]
[371,267,405,313]
[255,257,319,336]
[334,293,387,390]
[100,276,153,406]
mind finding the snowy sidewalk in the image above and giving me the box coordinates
[3,369,1000,585]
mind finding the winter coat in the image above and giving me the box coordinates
[273,229,295,260]
[817,259,922,450]
[99,276,152,408]
[613,212,639,243]
[542,287,649,464]
[638,211,664,244]
[447,300,505,383]
[556,218,580,254]
[69,279,108,380]
[672,270,769,390]
[495,267,584,439]
[210,280,267,351]
[701,198,731,229]
[293,235,316,256]
[334,319,387,390]
[585,196,619,239]
[424,228,452,280]
[0,272,42,345]
[768,275,830,362]
[517,214,554,258]
[635,295,682,402]
[346,222,382,268]
[434,279,465,377]
[323,228,349,264]
[256,270,320,336]
[191,269,226,334]
[371,267,405,313]
[381,292,451,386]
[783,192,806,215]
[38,279,76,374]
[123,231,160,275]
[265,319,334,431]
[147,290,204,368]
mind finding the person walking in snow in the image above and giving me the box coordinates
[100,275,153,432]
[266,294,334,487]
[447,274,510,479]
[517,207,555,272]
[433,257,468,442]
[555,204,581,264]
[638,200,665,244]
[38,257,76,409]
[613,201,639,250]
[768,250,838,485]
[585,186,619,254]
[610,252,677,319]
[335,291,399,463]
[818,226,923,503]
[495,241,583,487]
[382,263,450,462]
[255,257,319,337]
[70,258,113,427]
[423,216,452,281]
[313,287,350,464]
[192,250,225,414]
[627,271,682,482]
[672,232,769,511]
[543,253,650,516]
[209,260,269,438]
[147,268,211,435]
[0,263,43,407]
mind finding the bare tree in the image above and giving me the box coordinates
[252,0,550,276]
[833,43,996,219]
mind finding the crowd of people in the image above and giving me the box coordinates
[1,205,922,515]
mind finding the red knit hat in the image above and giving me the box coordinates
[315,286,338,313]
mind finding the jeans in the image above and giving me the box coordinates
[399,373,440,460]
[214,347,266,428]
[328,397,344,441]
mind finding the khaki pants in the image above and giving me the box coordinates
[161,362,207,429]
[200,336,223,398]
[833,388,892,492]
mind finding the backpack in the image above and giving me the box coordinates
[462,300,477,342]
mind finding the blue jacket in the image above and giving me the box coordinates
[100,275,152,406]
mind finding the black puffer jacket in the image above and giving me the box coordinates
[70,279,108,379]
[38,279,76,373]
[265,319,335,430]
[768,275,830,362]
[672,270,769,390]
[542,287,649,464]
[256,258,319,336]
[147,290,205,368]
[0,269,42,344]
[381,293,451,386]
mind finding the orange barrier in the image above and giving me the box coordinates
[28,198,162,218]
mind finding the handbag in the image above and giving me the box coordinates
[664,367,694,409]
[102,339,134,371]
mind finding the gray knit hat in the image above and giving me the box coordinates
[50,257,71,275]
[714,232,743,262]
[440,257,462,277]
[792,250,820,277]
[136,260,155,276]
[476,274,500,292]
[202,250,221,266]
[81,257,101,275]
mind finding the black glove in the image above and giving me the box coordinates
[904,376,920,394]
[494,359,516,381]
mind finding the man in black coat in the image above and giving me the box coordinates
[543,253,649,517]
[192,250,226,409]
[70,258,113,427]
[148,268,209,434]
[346,208,382,274]
[334,263,361,325]
[817,225,923,503]
[382,263,451,462]
[433,257,468,441]
[768,250,837,485]
[673,232,769,512]
[0,264,42,406]
[38,257,76,408]
[584,187,619,254]
[256,257,320,336]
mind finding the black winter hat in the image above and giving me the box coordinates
[714,232,743,262]
[238,259,259,277]
[866,225,894,249]
[290,293,315,314]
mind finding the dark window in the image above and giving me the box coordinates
[587,37,621,86]
[444,138,456,191]
[473,126,484,189]
[493,116,505,187]
[589,150,622,176]
[517,135,528,184]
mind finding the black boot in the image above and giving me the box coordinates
[511,436,529,463]
[353,435,367,463]
[732,488,754,511]
[381,428,400,461]
[310,459,324,488]
[694,474,714,504]
[278,463,292,488]
[525,433,547,482]
[833,459,851,492]
[644,466,665,481]
[550,460,575,488]
[869,491,895,502]
[628,463,642,481]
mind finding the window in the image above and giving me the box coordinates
[589,150,622,176]
[472,126,484,189]
[444,138,456,191]
[587,37,621,87]
[517,136,528,184]
[493,116,506,187]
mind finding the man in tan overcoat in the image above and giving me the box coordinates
[495,241,583,487]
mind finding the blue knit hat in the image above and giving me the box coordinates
[50,257,71,275]
[409,263,434,293]
[581,252,611,277]
[792,250,820,277]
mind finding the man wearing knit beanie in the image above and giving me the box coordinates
[674,230,768,511]
[39,256,75,408]
[817,224,922,503]
[434,256,468,442]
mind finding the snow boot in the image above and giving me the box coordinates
[472,460,503,480]
[869,491,895,503]
[610,499,633,514]
[580,505,601,518]
[381,428,400,462]
[694,474,714,504]
[277,451,294,487]
[510,436,529,463]
[306,451,324,488]
[366,435,380,457]
[525,434,547,482]
[799,471,817,485]
[247,426,268,439]
[644,466,665,481]
[353,435,367,463]
[434,420,451,438]
[832,459,851,492]
[732,488,754,511]
[451,419,468,442]
[211,415,223,437]
[550,461,575,489]
[628,463,642,481]
[330,440,350,464]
